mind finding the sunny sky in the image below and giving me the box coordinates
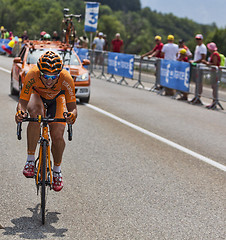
[140,0,226,28]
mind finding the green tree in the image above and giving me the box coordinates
[211,29,226,55]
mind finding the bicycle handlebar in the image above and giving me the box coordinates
[17,115,73,141]
[64,14,81,19]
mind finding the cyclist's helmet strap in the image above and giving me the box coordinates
[37,51,63,74]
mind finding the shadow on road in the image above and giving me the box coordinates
[8,94,19,102]
[2,204,68,239]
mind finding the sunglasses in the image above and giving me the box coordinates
[40,72,60,80]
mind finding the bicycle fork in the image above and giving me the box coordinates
[36,126,53,194]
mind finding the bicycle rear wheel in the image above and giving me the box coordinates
[41,141,47,225]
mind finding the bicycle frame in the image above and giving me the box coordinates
[36,117,52,188]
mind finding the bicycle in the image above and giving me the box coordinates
[62,8,81,46]
[17,112,72,225]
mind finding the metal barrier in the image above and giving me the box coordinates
[87,50,226,110]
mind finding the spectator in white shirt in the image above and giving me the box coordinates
[161,35,179,95]
[189,34,207,104]
[92,32,105,67]
[161,35,179,60]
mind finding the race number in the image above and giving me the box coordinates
[84,2,99,32]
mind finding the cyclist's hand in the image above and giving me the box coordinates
[64,112,76,124]
[15,110,27,123]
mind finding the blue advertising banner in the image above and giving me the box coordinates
[74,47,89,69]
[108,52,134,79]
[84,2,99,32]
[74,47,89,61]
[160,59,190,92]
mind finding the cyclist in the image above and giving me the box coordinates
[15,51,77,192]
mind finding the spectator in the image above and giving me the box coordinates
[9,31,13,40]
[0,26,4,39]
[177,48,189,62]
[21,30,29,42]
[94,31,99,40]
[39,31,46,41]
[177,48,189,101]
[103,34,108,51]
[3,29,9,39]
[161,35,179,60]
[189,34,207,104]
[79,36,89,49]
[74,37,80,48]
[177,39,192,59]
[52,31,60,41]
[161,35,179,95]
[202,42,221,109]
[92,32,105,67]
[111,33,124,53]
[141,35,163,59]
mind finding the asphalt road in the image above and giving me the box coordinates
[0,55,225,240]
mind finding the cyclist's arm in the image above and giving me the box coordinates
[66,102,77,124]
[15,99,28,123]
[17,99,28,112]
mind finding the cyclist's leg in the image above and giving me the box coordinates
[23,93,44,177]
[48,94,66,191]
[49,94,66,165]
[49,123,65,166]
[27,93,44,152]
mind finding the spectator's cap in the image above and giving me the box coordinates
[195,34,203,40]
[155,35,161,41]
[99,32,103,36]
[40,31,46,36]
[179,39,184,43]
[116,33,120,37]
[180,49,187,55]
[80,36,89,43]
[207,42,217,51]
[43,33,51,40]
[167,35,174,40]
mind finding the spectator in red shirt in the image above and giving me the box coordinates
[202,42,221,109]
[141,35,163,59]
[111,33,124,53]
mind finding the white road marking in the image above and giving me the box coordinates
[0,67,11,74]
[85,103,226,172]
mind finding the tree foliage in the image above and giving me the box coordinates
[0,0,224,54]
[99,0,141,12]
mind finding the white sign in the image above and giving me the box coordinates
[84,2,99,32]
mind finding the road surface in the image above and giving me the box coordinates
[0,55,225,239]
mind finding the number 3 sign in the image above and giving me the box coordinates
[84,2,99,32]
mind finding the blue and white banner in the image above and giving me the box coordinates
[74,47,89,62]
[84,2,99,32]
[160,59,190,92]
[74,47,89,69]
[108,52,134,79]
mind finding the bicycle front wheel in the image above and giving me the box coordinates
[41,141,47,225]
